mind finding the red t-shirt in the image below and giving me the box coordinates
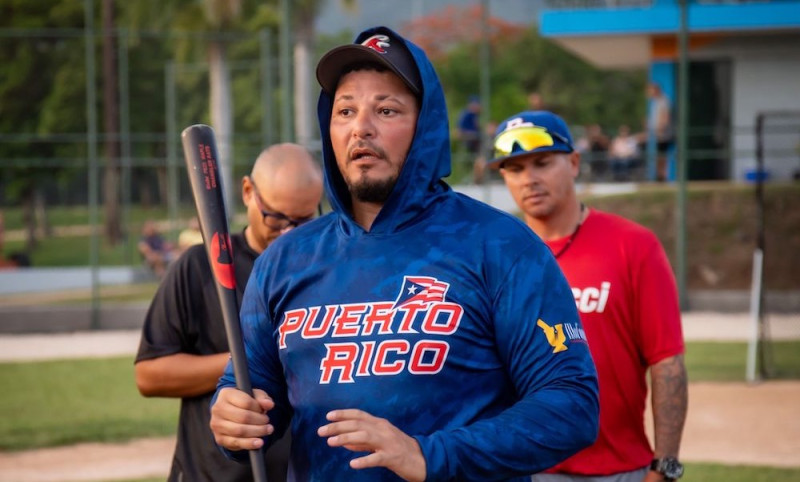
[545,209,684,475]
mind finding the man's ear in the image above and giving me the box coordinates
[241,176,253,205]
[569,151,581,179]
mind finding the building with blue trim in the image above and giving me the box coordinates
[540,0,800,181]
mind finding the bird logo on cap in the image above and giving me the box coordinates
[362,34,390,54]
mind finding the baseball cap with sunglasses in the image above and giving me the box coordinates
[248,176,314,230]
[487,110,575,169]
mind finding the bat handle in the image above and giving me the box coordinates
[222,301,270,482]
[249,450,269,482]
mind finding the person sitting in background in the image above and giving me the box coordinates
[0,211,21,270]
[137,220,175,278]
[0,210,33,269]
[176,217,203,255]
[609,124,641,181]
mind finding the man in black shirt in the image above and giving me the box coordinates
[135,143,324,482]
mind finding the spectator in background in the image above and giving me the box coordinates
[457,95,486,184]
[609,124,641,181]
[137,220,175,278]
[586,124,610,181]
[528,91,545,110]
[0,211,19,270]
[574,125,590,155]
[176,217,203,255]
[647,82,674,182]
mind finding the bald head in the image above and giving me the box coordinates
[243,143,324,252]
[251,143,323,192]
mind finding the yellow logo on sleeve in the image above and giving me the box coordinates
[537,319,568,353]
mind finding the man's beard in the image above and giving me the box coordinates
[347,173,398,204]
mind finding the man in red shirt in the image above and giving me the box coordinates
[489,110,688,482]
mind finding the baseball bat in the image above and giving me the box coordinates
[181,124,268,482]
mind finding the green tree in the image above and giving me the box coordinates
[126,0,280,212]
[291,0,356,147]
[102,0,122,244]
[0,0,87,251]
[408,7,647,140]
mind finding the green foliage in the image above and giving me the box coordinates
[0,356,178,451]
[436,26,647,134]
[0,0,87,201]
[585,183,800,290]
[1,0,285,211]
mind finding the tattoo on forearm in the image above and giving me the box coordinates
[651,354,688,458]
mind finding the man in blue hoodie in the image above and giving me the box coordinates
[209,26,599,482]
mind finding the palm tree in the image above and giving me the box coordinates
[291,0,356,148]
[126,0,254,213]
[202,0,241,213]
[102,0,122,244]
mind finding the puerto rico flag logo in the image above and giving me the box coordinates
[393,276,449,308]
[362,34,390,54]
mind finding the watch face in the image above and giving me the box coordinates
[653,458,684,479]
[663,459,684,479]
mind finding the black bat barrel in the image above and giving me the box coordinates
[181,124,268,482]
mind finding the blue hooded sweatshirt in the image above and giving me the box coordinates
[217,26,598,482]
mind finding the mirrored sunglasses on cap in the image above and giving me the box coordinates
[493,126,573,159]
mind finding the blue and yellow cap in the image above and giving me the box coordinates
[488,110,574,169]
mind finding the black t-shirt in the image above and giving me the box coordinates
[136,231,290,482]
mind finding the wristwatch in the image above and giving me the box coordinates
[650,457,684,481]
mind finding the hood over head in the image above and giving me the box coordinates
[316,26,452,234]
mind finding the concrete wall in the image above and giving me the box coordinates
[695,34,800,181]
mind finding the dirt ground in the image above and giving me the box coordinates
[0,381,798,482]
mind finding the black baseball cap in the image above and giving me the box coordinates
[316,26,422,97]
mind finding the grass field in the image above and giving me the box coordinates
[0,356,177,451]
[682,463,800,482]
[686,341,800,380]
[2,205,246,267]
[1,341,799,451]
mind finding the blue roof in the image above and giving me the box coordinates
[541,1,800,37]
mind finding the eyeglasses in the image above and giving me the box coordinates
[493,126,573,159]
[248,176,314,230]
